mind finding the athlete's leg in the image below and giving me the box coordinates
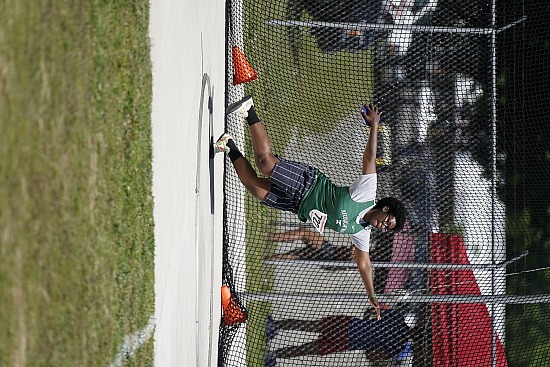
[231,156,271,201]
[226,96,280,177]
[223,96,314,209]
[214,133,271,201]
[248,122,279,177]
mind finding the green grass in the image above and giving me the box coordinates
[0,1,154,366]
[243,0,374,147]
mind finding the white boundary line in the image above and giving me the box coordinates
[108,315,156,367]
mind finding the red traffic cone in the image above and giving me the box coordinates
[221,285,247,325]
[232,46,258,85]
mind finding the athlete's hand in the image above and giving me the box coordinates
[361,103,382,128]
[369,294,381,320]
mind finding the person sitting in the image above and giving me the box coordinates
[264,306,413,365]
[267,227,354,261]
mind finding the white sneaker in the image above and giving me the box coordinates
[226,95,254,119]
[213,133,233,154]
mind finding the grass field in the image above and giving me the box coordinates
[0,1,154,366]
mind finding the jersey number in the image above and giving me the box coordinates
[309,209,327,234]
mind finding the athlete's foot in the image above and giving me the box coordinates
[213,133,233,154]
[226,95,254,119]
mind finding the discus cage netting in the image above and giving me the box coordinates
[219,0,550,366]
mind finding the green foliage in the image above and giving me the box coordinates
[506,304,550,367]
[440,223,466,236]
[506,210,550,366]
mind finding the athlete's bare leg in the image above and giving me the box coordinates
[231,156,271,201]
[249,122,280,177]
[220,95,279,199]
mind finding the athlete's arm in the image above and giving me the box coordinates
[355,247,381,319]
[361,104,382,175]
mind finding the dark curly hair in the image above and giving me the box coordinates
[373,197,407,232]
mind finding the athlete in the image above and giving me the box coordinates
[214,96,406,319]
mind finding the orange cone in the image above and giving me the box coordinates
[221,285,231,310]
[221,285,247,325]
[232,46,258,85]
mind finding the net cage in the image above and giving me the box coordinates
[219,0,550,366]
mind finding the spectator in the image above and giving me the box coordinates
[267,227,354,261]
[264,308,411,364]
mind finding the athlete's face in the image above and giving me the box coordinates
[369,207,396,232]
